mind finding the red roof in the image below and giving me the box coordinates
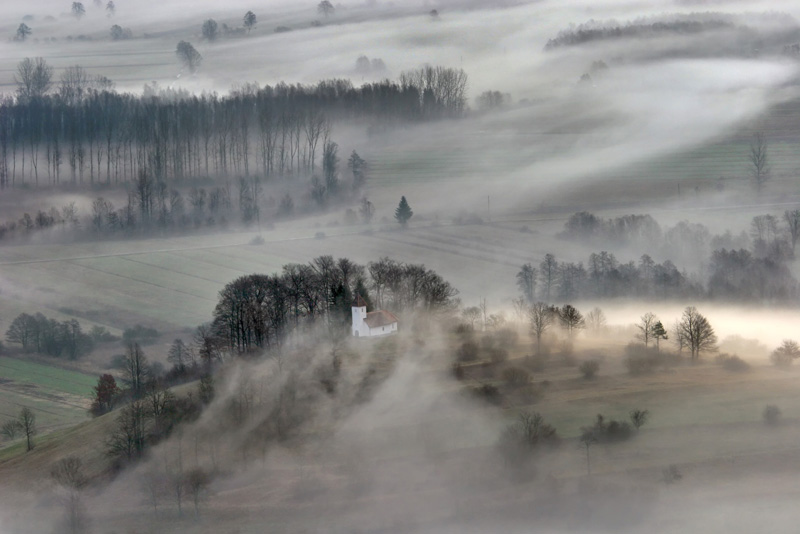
[364,310,398,328]
[353,295,368,307]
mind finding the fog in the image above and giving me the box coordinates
[1,0,800,532]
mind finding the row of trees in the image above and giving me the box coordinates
[213,256,459,353]
[0,60,467,188]
[5,312,95,359]
[516,251,699,303]
[516,246,798,304]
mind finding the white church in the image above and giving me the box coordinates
[351,295,398,337]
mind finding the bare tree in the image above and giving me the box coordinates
[243,11,257,32]
[185,468,210,516]
[749,132,770,193]
[15,57,53,100]
[122,342,150,398]
[51,457,86,534]
[629,409,649,431]
[201,19,219,42]
[461,306,482,329]
[539,254,557,301]
[784,210,800,255]
[18,407,36,451]
[528,302,554,355]
[318,0,335,17]
[636,312,658,347]
[771,339,800,367]
[676,306,717,361]
[516,263,537,304]
[72,2,86,19]
[585,307,607,333]
[558,304,585,338]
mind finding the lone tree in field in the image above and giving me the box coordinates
[749,132,770,193]
[202,19,219,41]
[636,312,658,347]
[528,301,554,355]
[72,2,86,19]
[15,23,31,42]
[19,407,36,451]
[579,427,597,476]
[585,307,607,333]
[106,0,115,15]
[318,0,335,17]
[630,409,649,431]
[676,306,717,361]
[771,339,800,367]
[395,196,413,227]
[15,57,53,100]
[176,41,202,73]
[243,11,257,32]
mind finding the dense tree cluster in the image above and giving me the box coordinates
[0,64,468,189]
[544,18,735,49]
[213,256,459,353]
[517,251,698,303]
[5,312,94,359]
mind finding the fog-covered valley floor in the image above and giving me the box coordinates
[1,0,800,533]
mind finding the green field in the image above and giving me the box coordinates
[0,356,96,435]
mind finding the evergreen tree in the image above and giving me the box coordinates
[395,196,413,228]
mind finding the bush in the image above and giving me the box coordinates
[122,324,160,346]
[494,328,519,349]
[662,465,682,484]
[763,404,781,425]
[624,343,660,375]
[489,347,509,365]
[502,367,531,388]
[579,360,600,379]
[715,353,750,372]
[456,341,479,362]
[770,340,800,368]
[585,414,634,443]
[473,384,502,405]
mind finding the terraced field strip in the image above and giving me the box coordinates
[0,358,96,398]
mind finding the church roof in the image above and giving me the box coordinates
[364,310,398,328]
[353,295,368,307]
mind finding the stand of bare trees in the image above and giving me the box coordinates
[0,63,468,190]
[213,255,459,354]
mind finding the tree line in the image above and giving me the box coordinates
[0,61,468,189]
[213,255,459,353]
[4,312,95,359]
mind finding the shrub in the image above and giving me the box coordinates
[474,384,502,405]
[771,340,800,367]
[662,465,682,484]
[451,362,465,381]
[489,347,509,365]
[585,414,634,443]
[624,343,660,375]
[502,367,530,388]
[456,341,479,362]
[715,353,750,372]
[763,404,781,425]
[494,328,519,349]
[579,360,600,379]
